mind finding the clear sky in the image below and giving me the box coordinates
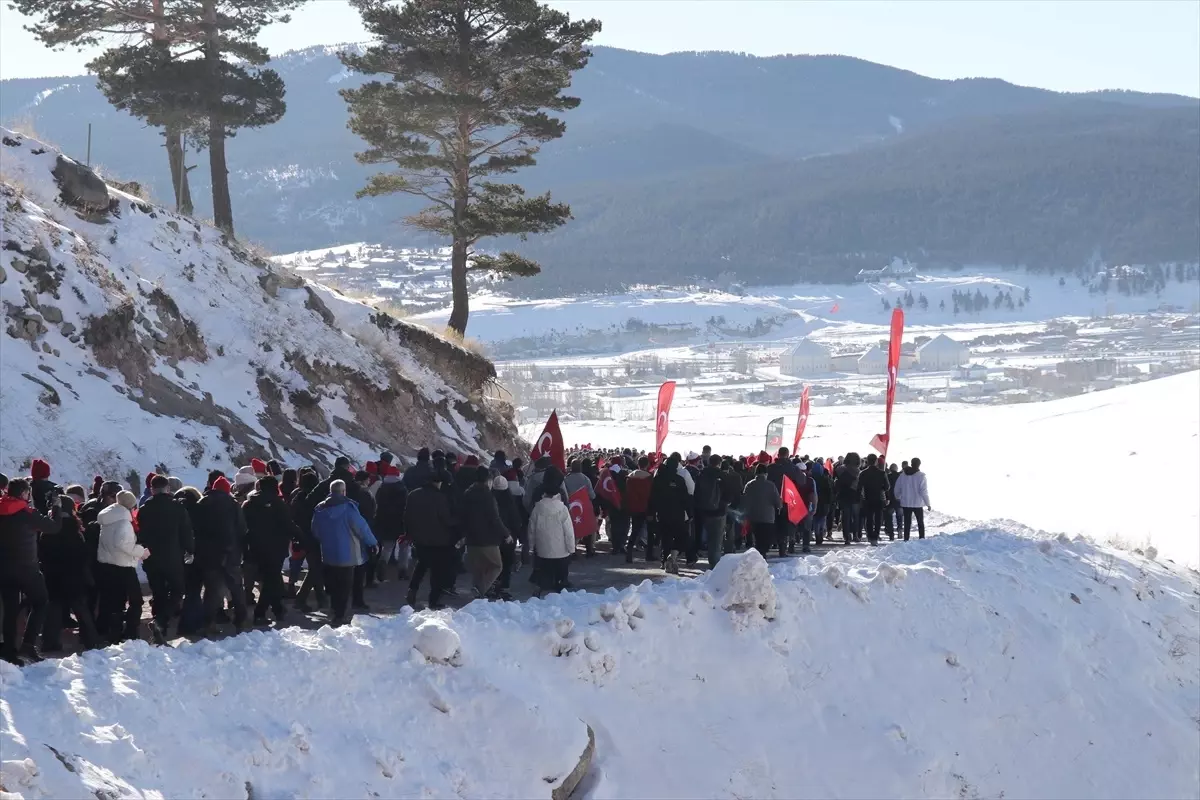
[2,0,1198,97]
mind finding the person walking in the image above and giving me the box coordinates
[195,476,249,633]
[694,455,731,567]
[859,454,890,546]
[461,466,512,599]
[136,475,195,643]
[649,453,694,574]
[894,458,931,540]
[0,478,62,664]
[39,494,103,654]
[741,465,782,557]
[310,480,377,627]
[527,478,576,597]
[404,471,457,610]
[95,491,149,644]
[242,475,299,626]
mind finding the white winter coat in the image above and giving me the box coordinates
[894,470,930,509]
[528,496,576,559]
[96,504,147,567]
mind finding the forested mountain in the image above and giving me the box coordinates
[2,45,1196,286]
[517,105,1200,292]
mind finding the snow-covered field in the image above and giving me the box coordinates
[531,372,1200,568]
[3,525,1197,799]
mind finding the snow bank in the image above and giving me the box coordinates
[2,523,1197,799]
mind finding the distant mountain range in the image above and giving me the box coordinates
[3,45,1197,290]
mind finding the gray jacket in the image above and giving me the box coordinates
[524,468,569,514]
[741,476,782,524]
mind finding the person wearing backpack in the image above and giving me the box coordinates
[694,455,730,567]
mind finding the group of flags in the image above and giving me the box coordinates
[527,307,907,542]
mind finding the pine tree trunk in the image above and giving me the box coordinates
[203,0,233,235]
[448,239,469,336]
[207,116,233,234]
[446,4,472,338]
[164,122,193,216]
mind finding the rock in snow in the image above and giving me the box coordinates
[413,617,461,664]
[703,549,777,619]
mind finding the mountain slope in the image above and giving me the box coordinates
[0,128,517,485]
[517,105,1200,292]
[2,45,1195,257]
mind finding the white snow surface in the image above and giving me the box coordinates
[0,129,485,485]
[544,372,1200,568]
[2,527,1197,799]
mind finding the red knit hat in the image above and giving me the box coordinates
[212,476,232,493]
[31,459,50,481]
[250,458,268,477]
[384,464,401,478]
[463,455,480,467]
[145,471,157,488]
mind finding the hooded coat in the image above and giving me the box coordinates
[461,482,511,548]
[311,494,377,567]
[194,482,247,570]
[96,504,146,567]
[894,466,930,509]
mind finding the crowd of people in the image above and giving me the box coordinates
[0,445,929,666]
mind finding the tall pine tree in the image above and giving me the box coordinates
[341,0,601,335]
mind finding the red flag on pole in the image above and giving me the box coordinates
[530,410,566,474]
[792,385,811,454]
[655,380,677,456]
[595,468,622,510]
[568,486,598,539]
[870,308,905,459]
[782,474,809,525]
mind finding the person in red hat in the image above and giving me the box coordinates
[28,458,59,515]
[194,475,248,633]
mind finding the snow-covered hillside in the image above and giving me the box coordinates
[0,130,517,486]
[2,528,1197,798]
[541,372,1200,568]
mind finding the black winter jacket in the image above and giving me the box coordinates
[38,513,91,594]
[137,493,195,574]
[859,466,891,510]
[405,486,456,547]
[461,483,511,547]
[373,480,408,541]
[649,467,692,524]
[195,489,247,569]
[242,490,299,565]
[0,496,61,576]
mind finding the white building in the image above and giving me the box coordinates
[779,340,832,375]
[917,333,970,370]
[857,344,889,374]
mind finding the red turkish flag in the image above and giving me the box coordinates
[792,385,811,454]
[655,380,676,456]
[782,474,809,525]
[871,308,904,459]
[568,486,598,539]
[595,468,622,510]
[530,410,566,474]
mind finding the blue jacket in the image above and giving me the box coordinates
[311,494,377,567]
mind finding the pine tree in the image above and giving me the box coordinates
[341,0,601,335]
[188,0,300,234]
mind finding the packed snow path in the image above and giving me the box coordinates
[2,520,1197,799]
